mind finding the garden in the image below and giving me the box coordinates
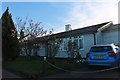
[3,57,86,78]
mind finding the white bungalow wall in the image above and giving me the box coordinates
[96,32,104,45]
[80,34,94,58]
[55,34,95,58]
[103,29,119,46]
[102,24,119,46]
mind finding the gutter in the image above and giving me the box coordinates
[93,33,96,45]
[97,21,113,32]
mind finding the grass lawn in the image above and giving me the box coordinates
[3,57,85,78]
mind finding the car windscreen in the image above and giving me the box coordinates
[90,46,113,52]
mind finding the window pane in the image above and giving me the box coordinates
[64,41,67,50]
[74,36,78,39]
[79,39,83,49]
[74,39,78,49]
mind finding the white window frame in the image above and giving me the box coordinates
[59,36,84,51]
[58,38,64,51]
[59,38,68,51]
[78,35,84,50]
[73,36,79,50]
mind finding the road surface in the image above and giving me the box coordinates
[45,65,120,78]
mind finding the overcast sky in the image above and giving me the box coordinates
[1,0,119,34]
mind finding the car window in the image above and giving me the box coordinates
[90,46,113,52]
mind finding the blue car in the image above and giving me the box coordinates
[86,44,120,67]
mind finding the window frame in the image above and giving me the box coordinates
[78,35,84,50]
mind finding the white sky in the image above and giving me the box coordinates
[53,0,119,33]
[61,2,118,30]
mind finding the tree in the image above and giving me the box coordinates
[48,38,62,58]
[2,7,20,61]
[16,17,53,58]
[46,37,62,66]
[67,40,79,63]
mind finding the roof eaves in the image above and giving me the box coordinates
[36,21,110,40]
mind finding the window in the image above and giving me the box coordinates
[79,39,83,49]
[58,38,64,51]
[59,38,68,51]
[74,38,78,49]
[59,36,84,51]
[58,38,68,51]
[78,36,84,50]
[64,40,68,50]
[74,35,78,39]
[69,37,72,39]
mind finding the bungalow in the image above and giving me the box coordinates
[20,21,120,58]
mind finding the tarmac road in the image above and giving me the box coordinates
[45,65,120,79]
[2,69,22,79]
[2,65,120,80]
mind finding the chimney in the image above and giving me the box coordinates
[65,24,72,31]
